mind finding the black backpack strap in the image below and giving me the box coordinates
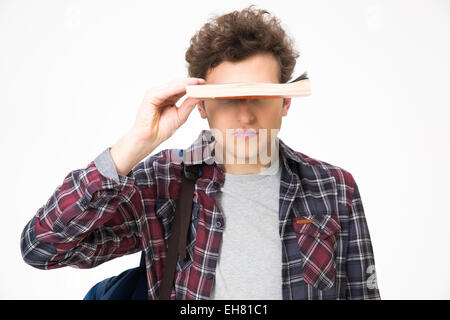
[159,164,200,300]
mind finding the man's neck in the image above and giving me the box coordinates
[218,148,279,175]
[220,161,272,175]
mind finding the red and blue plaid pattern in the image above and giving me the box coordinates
[21,129,380,299]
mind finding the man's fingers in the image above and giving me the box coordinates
[177,97,202,123]
[151,78,205,104]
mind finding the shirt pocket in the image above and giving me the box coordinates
[155,197,176,237]
[175,201,200,272]
[155,198,200,272]
[292,213,341,291]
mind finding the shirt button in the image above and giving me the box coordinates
[215,221,222,228]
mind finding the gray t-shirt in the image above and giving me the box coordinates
[210,159,282,300]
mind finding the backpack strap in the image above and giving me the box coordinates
[159,163,200,300]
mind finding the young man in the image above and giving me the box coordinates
[20,6,380,300]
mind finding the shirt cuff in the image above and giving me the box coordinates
[94,147,120,184]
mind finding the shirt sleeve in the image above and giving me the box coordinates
[345,180,381,299]
[20,147,151,270]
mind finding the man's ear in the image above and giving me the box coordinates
[282,98,291,116]
[198,100,207,119]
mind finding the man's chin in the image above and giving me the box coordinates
[213,140,272,165]
[226,147,267,165]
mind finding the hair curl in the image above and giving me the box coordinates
[185,5,300,83]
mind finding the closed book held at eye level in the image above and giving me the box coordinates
[185,72,311,99]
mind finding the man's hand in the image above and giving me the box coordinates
[110,77,205,175]
[133,77,205,146]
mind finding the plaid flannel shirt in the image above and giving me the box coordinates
[20,129,381,299]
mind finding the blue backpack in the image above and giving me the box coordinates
[83,250,148,300]
[83,162,200,300]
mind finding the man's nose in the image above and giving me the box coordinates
[235,100,255,122]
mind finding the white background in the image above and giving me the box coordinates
[1,0,449,299]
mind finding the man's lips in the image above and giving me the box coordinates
[232,129,258,137]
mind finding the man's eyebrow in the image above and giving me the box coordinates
[235,98,261,101]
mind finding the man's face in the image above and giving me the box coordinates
[197,52,291,165]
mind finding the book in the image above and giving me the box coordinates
[185,72,311,99]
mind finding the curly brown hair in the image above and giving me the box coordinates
[185,5,300,84]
